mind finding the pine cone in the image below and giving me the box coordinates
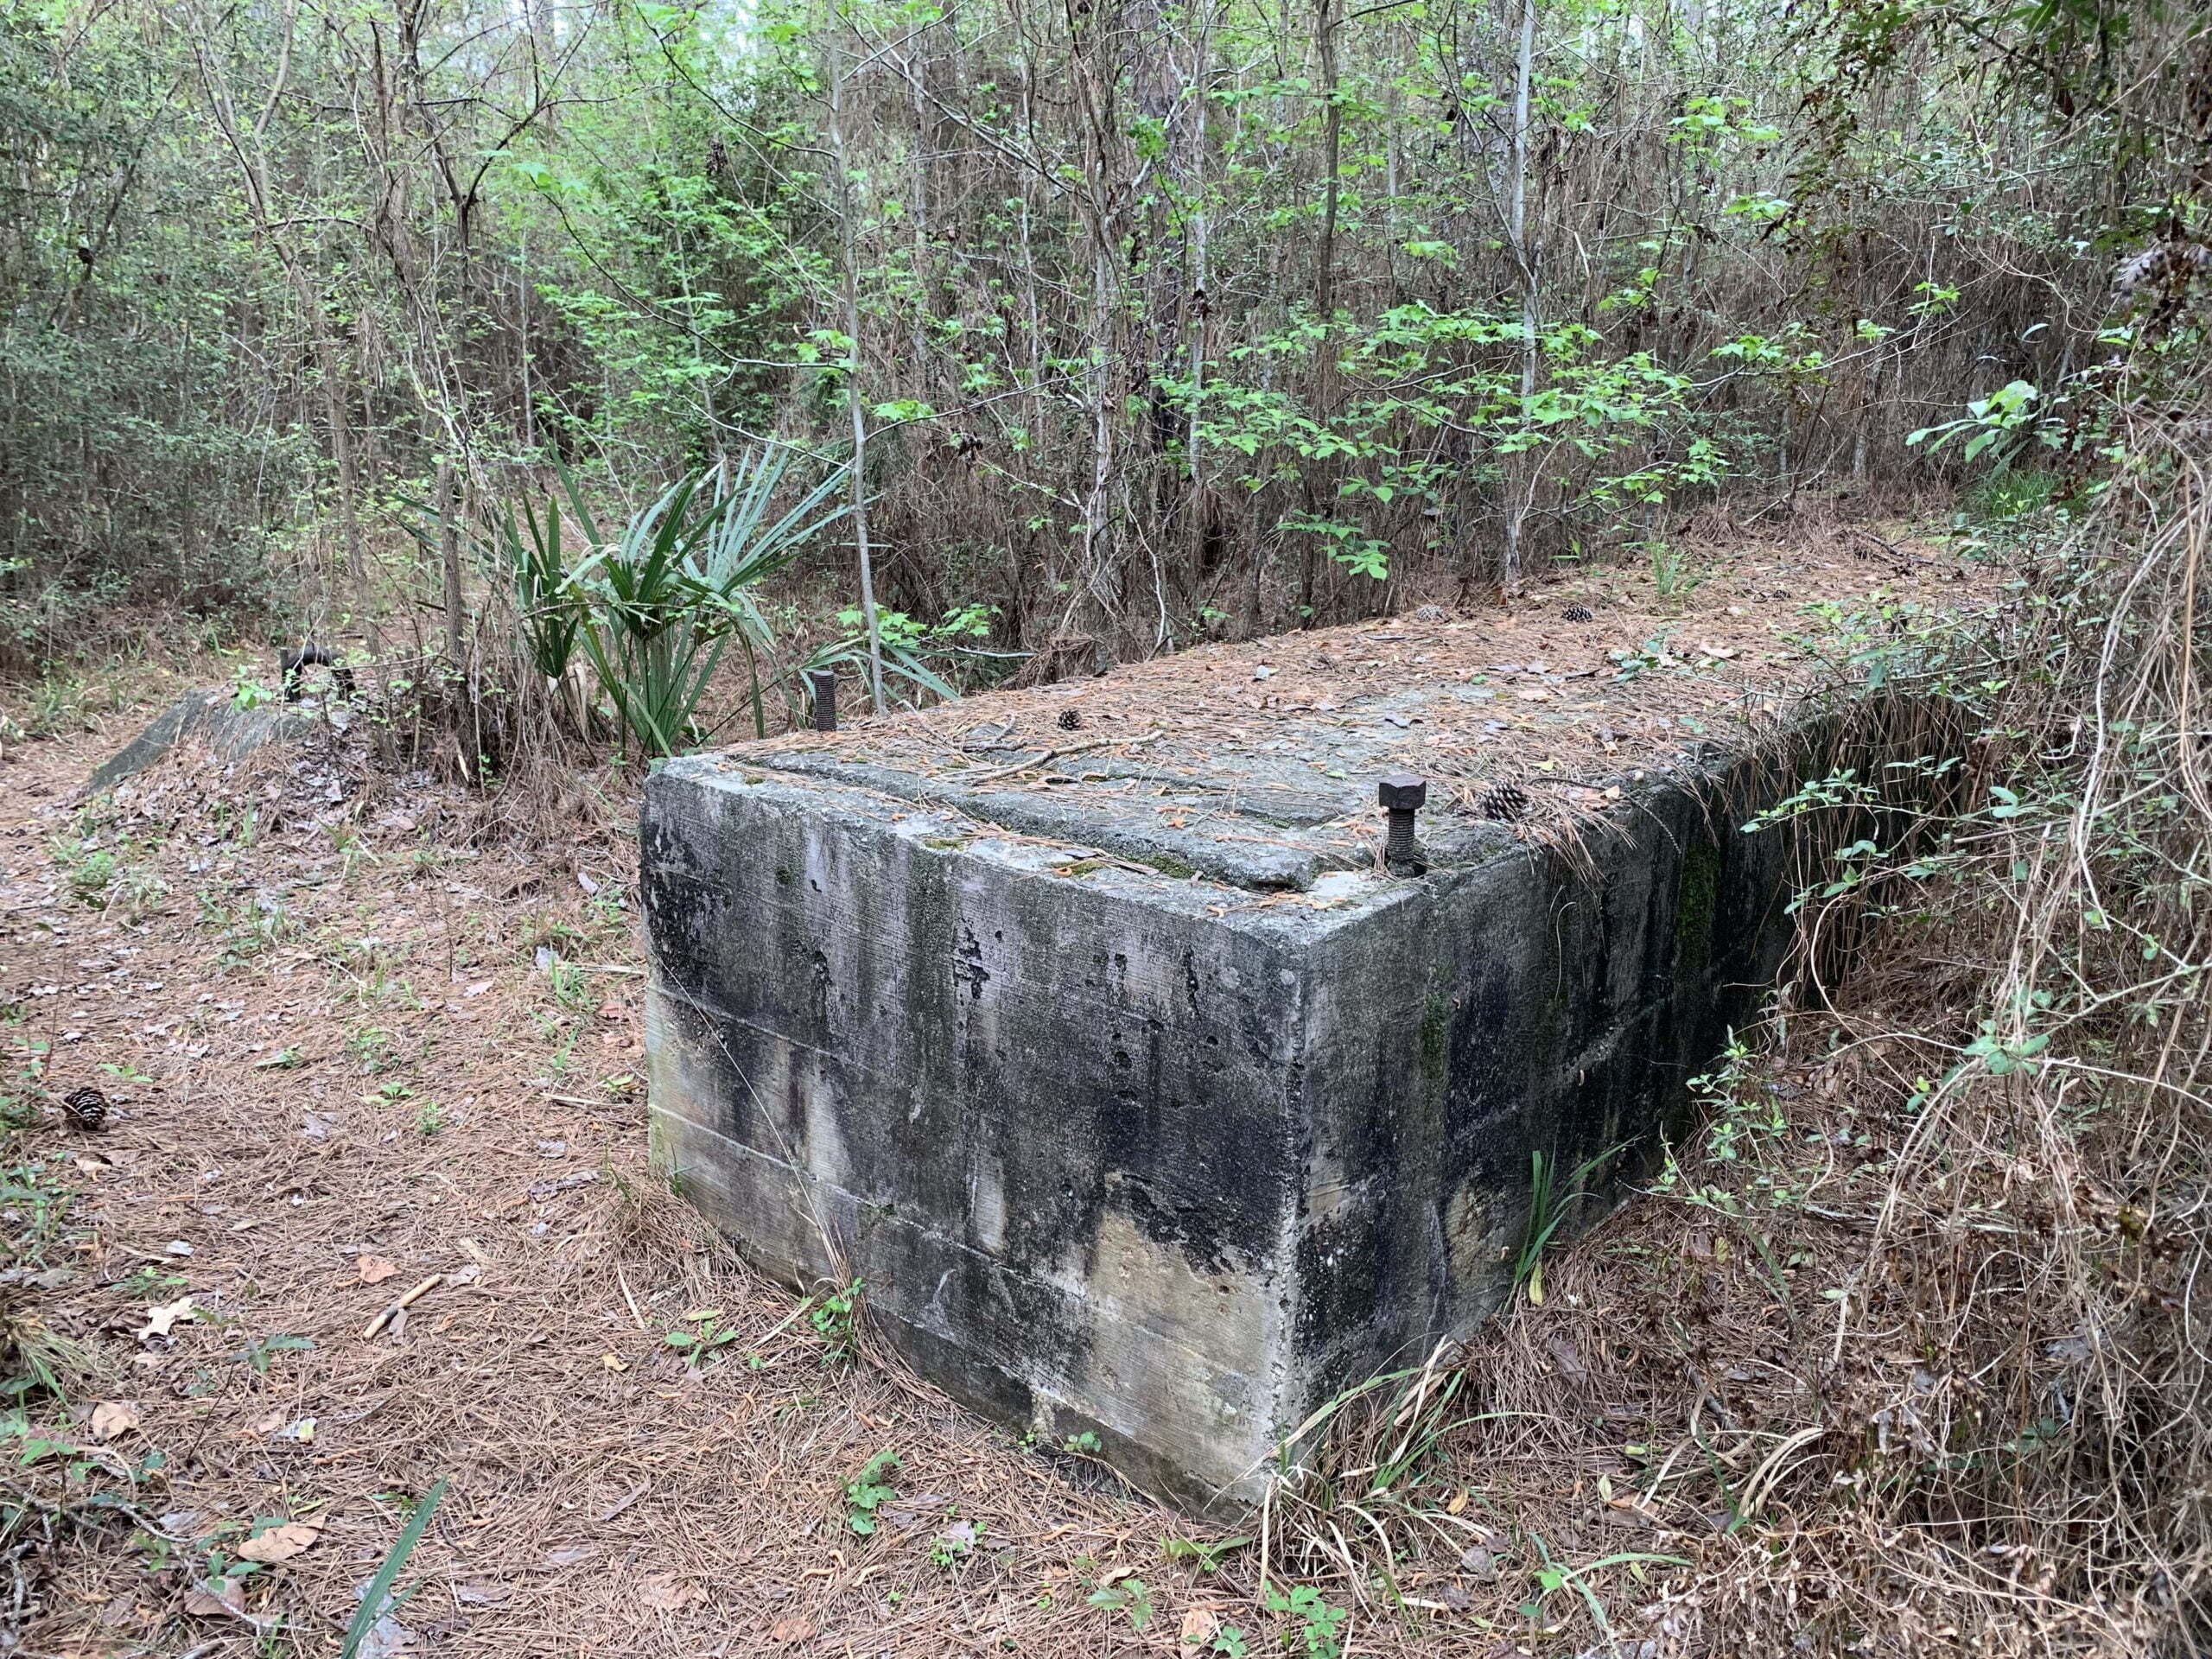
[1057,708,1084,732]
[62,1086,109,1131]
[1479,783,1531,823]
[1562,605,1593,623]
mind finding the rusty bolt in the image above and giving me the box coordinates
[1378,772,1427,874]
[809,669,838,733]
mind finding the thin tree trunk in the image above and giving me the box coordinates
[1503,0,1539,596]
[1299,0,1343,626]
[437,457,463,661]
[1185,3,1211,592]
[827,28,888,713]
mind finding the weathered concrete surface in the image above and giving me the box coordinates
[643,552,2001,1508]
[83,688,326,797]
[643,733,1810,1508]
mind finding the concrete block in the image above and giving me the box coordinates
[642,569,1987,1509]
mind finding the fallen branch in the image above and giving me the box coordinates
[958,731,1160,786]
[361,1274,443,1339]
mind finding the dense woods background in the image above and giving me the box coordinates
[2,2,2210,1654]
[3,0,2183,678]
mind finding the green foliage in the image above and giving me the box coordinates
[793,609,961,713]
[486,491,586,681]
[1262,1583,1346,1658]
[562,449,850,754]
[230,1332,316,1376]
[808,1277,863,1364]
[1511,1143,1621,1303]
[1085,1573,1154,1629]
[1160,1533,1250,1573]
[1907,379,2063,467]
[663,1307,743,1366]
[340,1478,448,1659]
[842,1449,901,1534]
[0,11,311,664]
[1643,540,1704,599]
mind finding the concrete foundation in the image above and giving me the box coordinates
[642,556,1993,1509]
[642,753,1816,1507]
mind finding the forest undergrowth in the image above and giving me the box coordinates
[0,0,2208,1650]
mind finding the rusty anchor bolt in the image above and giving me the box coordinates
[1378,772,1427,874]
[809,669,838,733]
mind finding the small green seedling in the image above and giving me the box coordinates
[1263,1583,1347,1658]
[810,1278,862,1363]
[232,1333,316,1376]
[843,1449,901,1534]
[1084,1573,1154,1630]
[663,1308,741,1367]
[929,1518,982,1567]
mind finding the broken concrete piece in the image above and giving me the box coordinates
[83,689,324,796]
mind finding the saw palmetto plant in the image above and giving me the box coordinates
[561,449,851,756]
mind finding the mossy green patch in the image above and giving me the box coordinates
[1675,836,1720,985]
[1421,990,1450,1082]
[1133,852,1198,880]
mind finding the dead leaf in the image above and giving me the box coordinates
[238,1518,322,1564]
[1459,1544,1500,1581]
[182,1580,247,1619]
[601,1352,628,1372]
[357,1255,399,1286]
[90,1402,142,1440]
[1179,1605,1220,1649]
[353,1613,417,1659]
[138,1296,196,1340]
[637,1573,704,1611]
[768,1614,816,1645]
